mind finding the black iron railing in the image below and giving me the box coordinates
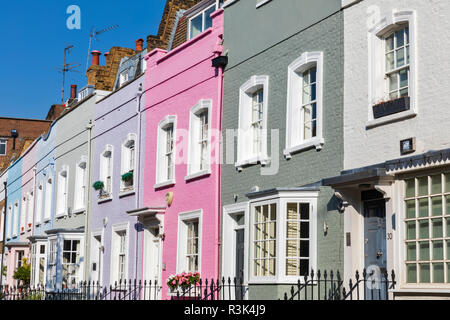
[283,269,396,301]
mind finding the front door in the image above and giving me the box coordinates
[144,227,161,299]
[363,197,387,299]
[91,235,102,284]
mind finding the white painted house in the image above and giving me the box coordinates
[324,0,450,299]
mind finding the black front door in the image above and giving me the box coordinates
[235,229,245,299]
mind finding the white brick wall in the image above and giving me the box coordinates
[344,0,450,170]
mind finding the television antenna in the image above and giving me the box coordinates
[56,44,81,104]
[85,24,119,75]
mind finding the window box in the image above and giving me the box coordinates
[373,97,410,119]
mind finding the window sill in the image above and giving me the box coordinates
[284,138,324,159]
[366,109,417,129]
[119,190,135,198]
[43,218,51,223]
[72,208,86,215]
[235,156,270,171]
[185,170,211,182]
[154,180,175,189]
[55,213,67,219]
[98,196,113,204]
[393,288,450,294]
[256,0,272,8]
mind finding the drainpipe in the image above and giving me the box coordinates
[135,83,144,280]
[31,167,37,238]
[83,120,94,282]
[1,181,8,287]
[216,55,225,280]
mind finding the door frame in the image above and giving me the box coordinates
[90,230,103,285]
[222,202,249,285]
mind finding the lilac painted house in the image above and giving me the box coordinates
[88,47,148,289]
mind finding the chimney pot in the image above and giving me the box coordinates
[136,39,144,52]
[70,85,77,100]
[104,52,110,64]
[91,50,101,66]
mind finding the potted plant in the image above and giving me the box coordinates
[93,181,108,199]
[167,272,201,296]
[121,171,134,189]
[372,96,410,119]
[13,258,31,287]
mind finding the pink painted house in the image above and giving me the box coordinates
[143,5,224,298]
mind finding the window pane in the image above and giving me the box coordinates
[204,6,215,30]
[270,203,276,221]
[447,219,450,237]
[432,219,443,238]
[418,177,428,196]
[386,52,395,71]
[300,203,309,220]
[445,174,450,192]
[399,69,408,88]
[396,29,405,47]
[300,222,309,239]
[286,259,297,276]
[190,15,202,38]
[431,175,442,194]
[396,48,405,67]
[299,259,309,276]
[406,221,416,240]
[386,35,394,52]
[407,264,417,283]
[432,240,443,260]
[407,243,416,261]
[432,197,443,216]
[419,241,429,260]
[406,200,415,219]
[299,240,309,258]
[433,263,444,283]
[419,220,429,239]
[446,196,450,215]
[388,73,398,92]
[405,179,415,198]
[419,264,430,283]
[287,203,298,220]
[418,198,429,218]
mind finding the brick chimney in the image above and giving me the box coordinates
[104,52,110,65]
[70,85,77,100]
[91,50,101,66]
[136,39,144,52]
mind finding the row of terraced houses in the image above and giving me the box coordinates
[1,0,450,300]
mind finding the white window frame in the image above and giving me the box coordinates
[44,176,53,222]
[248,190,318,284]
[100,145,114,197]
[56,166,69,217]
[367,10,417,128]
[0,139,7,156]
[61,237,83,289]
[110,223,129,284]
[399,173,450,288]
[47,237,58,289]
[285,52,324,158]
[20,196,27,234]
[7,205,12,239]
[155,115,177,189]
[27,191,33,230]
[120,134,137,192]
[188,2,217,39]
[74,157,87,212]
[176,210,202,274]
[186,100,212,180]
[35,182,43,225]
[31,241,47,287]
[236,75,270,170]
[12,201,18,238]
[222,202,250,284]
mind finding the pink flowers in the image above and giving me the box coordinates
[167,271,201,290]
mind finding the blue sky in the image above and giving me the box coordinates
[0,0,165,119]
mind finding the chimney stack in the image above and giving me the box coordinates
[136,39,144,52]
[91,50,101,66]
[70,85,77,100]
[104,52,110,65]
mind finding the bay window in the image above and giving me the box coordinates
[249,189,318,283]
[62,239,81,289]
[404,173,450,284]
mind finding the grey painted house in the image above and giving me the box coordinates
[220,0,344,299]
